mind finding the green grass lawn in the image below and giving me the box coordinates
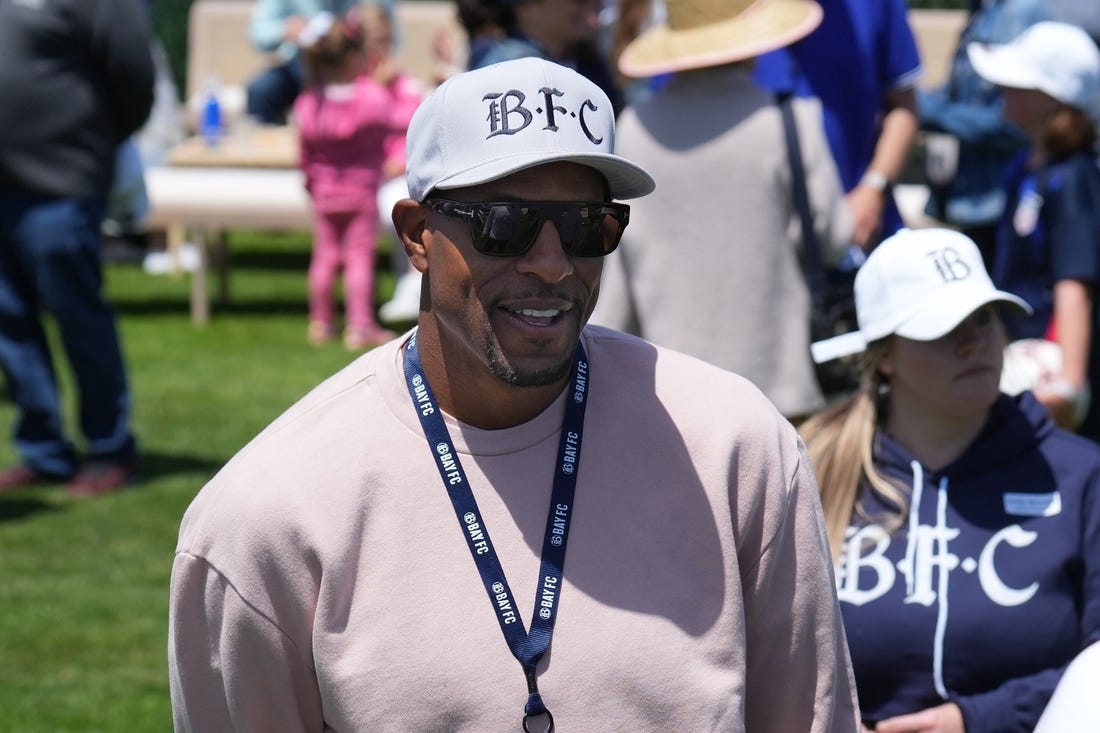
[0,229,399,732]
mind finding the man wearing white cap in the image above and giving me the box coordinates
[803,227,1100,733]
[168,58,859,732]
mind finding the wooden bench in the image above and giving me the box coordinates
[144,165,312,325]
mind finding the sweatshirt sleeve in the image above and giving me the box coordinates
[954,665,1070,733]
[293,95,316,192]
[382,76,423,169]
[250,0,294,53]
[168,552,324,733]
[88,0,155,138]
[741,436,861,733]
[957,440,1100,732]
[1048,156,1100,286]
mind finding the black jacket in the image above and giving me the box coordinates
[0,0,155,198]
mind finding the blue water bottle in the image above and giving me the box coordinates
[201,76,223,147]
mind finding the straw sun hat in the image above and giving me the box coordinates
[618,0,823,78]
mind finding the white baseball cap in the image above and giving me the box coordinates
[404,57,655,202]
[811,228,1032,363]
[967,21,1100,120]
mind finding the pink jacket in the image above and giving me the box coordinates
[294,73,422,214]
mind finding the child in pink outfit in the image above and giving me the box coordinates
[294,5,421,350]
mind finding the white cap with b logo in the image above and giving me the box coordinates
[811,228,1032,363]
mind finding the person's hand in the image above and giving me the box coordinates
[871,702,965,733]
[430,29,463,84]
[847,183,885,251]
[370,57,398,85]
[381,158,404,181]
[1033,382,1085,429]
[432,28,458,67]
[284,15,308,43]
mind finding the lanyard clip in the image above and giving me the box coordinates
[522,710,554,733]
[522,670,553,731]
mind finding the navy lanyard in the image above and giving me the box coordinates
[402,330,589,732]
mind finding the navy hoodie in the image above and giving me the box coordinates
[839,392,1100,731]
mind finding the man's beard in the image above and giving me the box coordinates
[485,343,574,387]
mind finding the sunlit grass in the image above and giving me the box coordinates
[0,229,396,731]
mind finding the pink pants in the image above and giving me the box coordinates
[308,207,380,330]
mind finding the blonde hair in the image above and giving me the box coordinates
[798,341,909,561]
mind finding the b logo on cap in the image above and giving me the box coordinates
[483,87,604,145]
[927,247,971,283]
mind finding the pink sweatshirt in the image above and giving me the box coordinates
[169,326,860,732]
[294,73,422,214]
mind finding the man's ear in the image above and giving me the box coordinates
[392,199,429,273]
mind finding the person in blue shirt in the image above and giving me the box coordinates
[971,22,1100,437]
[918,0,1052,267]
[804,227,1100,733]
[471,0,623,114]
[755,0,921,251]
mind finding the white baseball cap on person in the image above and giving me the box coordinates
[403,57,655,202]
[811,228,1032,363]
[967,21,1100,121]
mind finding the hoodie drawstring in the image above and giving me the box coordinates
[903,461,954,700]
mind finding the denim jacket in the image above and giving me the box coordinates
[918,0,1052,227]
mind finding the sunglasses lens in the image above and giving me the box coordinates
[472,204,542,256]
[434,200,627,257]
[560,206,624,257]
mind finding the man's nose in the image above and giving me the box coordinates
[515,220,574,283]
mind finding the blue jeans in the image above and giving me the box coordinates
[246,59,303,125]
[0,192,136,477]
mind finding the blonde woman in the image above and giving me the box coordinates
[803,227,1100,733]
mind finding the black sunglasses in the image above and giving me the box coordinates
[425,198,630,258]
